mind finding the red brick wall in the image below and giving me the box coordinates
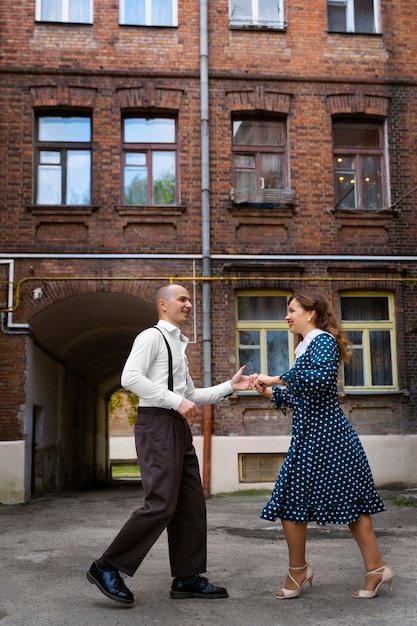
[1,1,417,442]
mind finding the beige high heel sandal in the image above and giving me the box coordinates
[276,563,314,599]
[353,565,394,599]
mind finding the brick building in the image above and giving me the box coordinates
[1,1,416,503]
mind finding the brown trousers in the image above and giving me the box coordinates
[103,408,207,578]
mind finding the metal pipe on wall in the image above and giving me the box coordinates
[200,0,213,497]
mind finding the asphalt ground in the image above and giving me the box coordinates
[0,484,416,626]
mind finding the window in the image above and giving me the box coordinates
[36,0,93,24]
[122,116,178,206]
[229,0,285,30]
[236,293,292,376]
[340,293,397,390]
[120,0,178,26]
[231,119,291,207]
[239,453,286,483]
[35,115,91,206]
[327,0,381,34]
[332,121,386,210]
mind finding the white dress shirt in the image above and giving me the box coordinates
[121,320,234,410]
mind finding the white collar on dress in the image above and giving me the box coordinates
[294,328,332,359]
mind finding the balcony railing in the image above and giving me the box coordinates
[230,188,295,208]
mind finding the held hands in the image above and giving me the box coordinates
[251,373,282,398]
[231,366,283,397]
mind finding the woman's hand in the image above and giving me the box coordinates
[251,373,281,397]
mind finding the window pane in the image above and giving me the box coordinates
[235,154,255,168]
[40,151,61,165]
[41,0,62,21]
[233,120,284,147]
[259,0,278,21]
[333,125,380,148]
[370,330,393,385]
[124,118,175,143]
[238,296,288,321]
[341,297,389,321]
[261,153,284,189]
[152,151,175,205]
[69,0,91,22]
[354,0,374,33]
[334,168,356,208]
[231,0,252,20]
[343,348,364,386]
[239,330,261,373]
[327,2,346,31]
[126,152,146,166]
[267,330,289,375]
[66,150,91,205]
[39,117,91,142]
[37,165,62,204]
[123,0,146,25]
[124,167,148,205]
[152,0,172,25]
[361,155,382,209]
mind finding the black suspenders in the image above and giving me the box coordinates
[154,326,174,392]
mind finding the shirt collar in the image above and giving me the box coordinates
[294,328,330,359]
[157,319,189,344]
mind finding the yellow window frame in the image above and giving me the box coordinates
[340,291,398,391]
[236,290,294,377]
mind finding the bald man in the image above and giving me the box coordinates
[87,284,252,605]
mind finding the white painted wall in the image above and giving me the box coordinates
[110,434,417,494]
[0,441,26,504]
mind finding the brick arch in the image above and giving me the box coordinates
[326,92,390,117]
[226,86,292,114]
[30,85,97,108]
[16,277,159,323]
[117,85,184,110]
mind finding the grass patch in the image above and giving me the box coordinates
[111,464,141,480]
[211,489,272,499]
[394,495,417,507]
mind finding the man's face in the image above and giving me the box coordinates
[159,286,192,327]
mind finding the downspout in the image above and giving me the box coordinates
[200,0,213,498]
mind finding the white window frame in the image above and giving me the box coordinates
[120,0,178,27]
[340,292,397,392]
[35,0,93,24]
[327,0,381,34]
[229,0,285,30]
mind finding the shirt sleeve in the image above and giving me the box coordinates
[121,328,184,409]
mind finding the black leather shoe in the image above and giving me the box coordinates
[86,561,134,605]
[170,575,228,599]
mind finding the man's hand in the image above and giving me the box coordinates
[176,397,200,419]
[230,365,254,392]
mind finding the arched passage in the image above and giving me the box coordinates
[27,291,156,496]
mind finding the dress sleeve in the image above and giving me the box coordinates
[283,334,339,395]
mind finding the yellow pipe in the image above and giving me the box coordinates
[1,273,417,313]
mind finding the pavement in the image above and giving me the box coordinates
[0,483,416,626]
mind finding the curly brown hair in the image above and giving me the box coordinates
[288,293,352,363]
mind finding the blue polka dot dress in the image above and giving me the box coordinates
[261,332,385,525]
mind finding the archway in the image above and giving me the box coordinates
[28,291,156,495]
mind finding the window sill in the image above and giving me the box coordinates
[341,389,408,399]
[229,21,286,32]
[115,205,186,218]
[327,207,399,219]
[27,205,98,216]
[327,30,382,36]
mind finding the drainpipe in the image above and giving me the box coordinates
[200,0,213,497]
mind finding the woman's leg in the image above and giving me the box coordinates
[348,514,385,593]
[279,520,308,592]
